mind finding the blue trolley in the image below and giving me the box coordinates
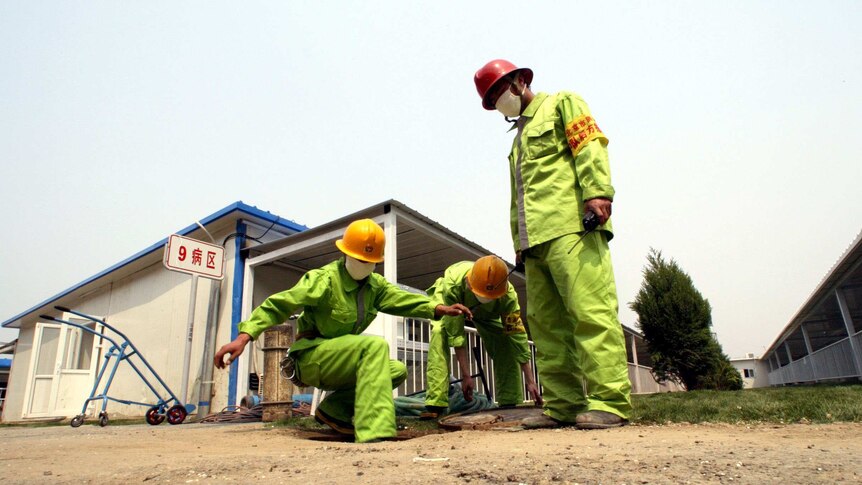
[40,306,189,427]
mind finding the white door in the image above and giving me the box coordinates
[24,323,62,417]
[24,319,100,418]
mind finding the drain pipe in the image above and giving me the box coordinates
[195,279,222,419]
[193,221,222,420]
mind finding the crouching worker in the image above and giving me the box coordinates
[423,256,542,419]
[214,219,472,443]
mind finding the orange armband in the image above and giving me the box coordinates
[503,312,526,335]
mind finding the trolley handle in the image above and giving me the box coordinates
[54,306,128,341]
[39,314,122,349]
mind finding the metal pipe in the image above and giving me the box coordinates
[630,333,642,394]
[836,288,862,375]
[180,275,199,406]
[800,324,820,382]
[194,227,223,420]
[195,279,222,419]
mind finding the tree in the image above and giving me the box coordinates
[629,249,742,391]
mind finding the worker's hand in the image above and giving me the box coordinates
[526,381,543,406]
[514,251,525,273]
[461,374,474,402]
[584,198,612,225]
[521,362,543,406]
[435,303,473,321]
[214,333,252,369]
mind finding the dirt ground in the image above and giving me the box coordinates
[1,420,860,484]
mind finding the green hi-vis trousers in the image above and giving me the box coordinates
[425,323,525,408]
[295,334,406,443]
[524,231,632,421]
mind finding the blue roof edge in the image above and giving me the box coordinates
[1,201,307,328]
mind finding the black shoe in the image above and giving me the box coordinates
[314,408,354,435]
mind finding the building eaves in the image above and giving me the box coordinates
[763,228,862,355]
[248,199,498,260]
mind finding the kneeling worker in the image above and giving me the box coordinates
[423,256,542,418]
[214,219,472,443]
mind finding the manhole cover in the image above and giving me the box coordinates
[439,406,544,431]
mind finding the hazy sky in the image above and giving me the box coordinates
[1,1,860,359]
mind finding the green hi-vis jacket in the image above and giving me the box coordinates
[238,258,438,354]
[508,91,615,252]
[426,261,530,364]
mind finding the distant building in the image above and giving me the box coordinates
[0,202,305,423]
[0,340,14,413]
[730,353,769,388]
[761,230,862,385]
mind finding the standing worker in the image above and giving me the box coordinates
[473,59,632,429]
[423,256,542,418]
[214,219,472,443]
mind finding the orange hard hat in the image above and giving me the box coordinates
[335,219,385,263]
[467,255,509,300]
[474,59,533,110]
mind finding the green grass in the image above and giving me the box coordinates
[0,417,146,428]
[631,384,862,424]
[396,417,442,431]
[268,415,325,431]
[0,419,66,428]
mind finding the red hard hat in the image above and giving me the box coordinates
[474,59,533,110]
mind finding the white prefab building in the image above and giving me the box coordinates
[2,200,675,423]
[0,202,305,422]
[730,355,770,389]
[762,229,862,386]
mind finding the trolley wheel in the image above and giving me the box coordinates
[70,415,85,428]
[166,405,187,425]
[146,406,166,426]
[98,412,109,427]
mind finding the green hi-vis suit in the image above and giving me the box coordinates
[425,261,531,409]
[238,258,437,443]
[507,91,632,421]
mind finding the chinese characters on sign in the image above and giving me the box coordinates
[163,234,225,280]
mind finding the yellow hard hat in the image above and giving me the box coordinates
[467,255,509,300]
[335,219,385,263]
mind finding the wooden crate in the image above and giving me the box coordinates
[260,323,295,422]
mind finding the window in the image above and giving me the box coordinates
[743,368,755,378]
[61,323,97,371]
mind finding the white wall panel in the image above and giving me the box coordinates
[2,326,34,421]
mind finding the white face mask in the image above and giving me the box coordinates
[345,256,376,280]
[495,83,523,118]
[474,294,494,305]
